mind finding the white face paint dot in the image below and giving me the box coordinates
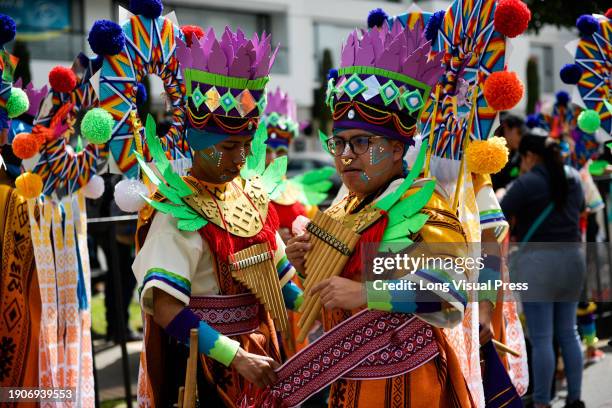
[271,132,277,139]
[348,109,355,119]
[248,122,253,130]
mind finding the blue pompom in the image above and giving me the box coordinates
[129,0,163,19]
[367,8,389,29]
[88,20,125,56]
[327,68,339,82]
[560,64,583,85]
[425,10,445,42]
[576,15,599,36]
[526,114,541,129]
[0,14,16,47]
[555,91,570,107]
[136,83,147,106]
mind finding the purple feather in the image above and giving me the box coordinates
[208,40,228,75]
[377,48,400,72]
[268,44,279,74]
[229,43,253,78]
[175,37,192,69]
[340,31,357,67]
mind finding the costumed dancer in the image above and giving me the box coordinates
[132,26,303,407]
[268,19,475,408]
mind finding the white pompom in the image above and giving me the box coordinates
[82,175,105,199]
[114,178,148,213]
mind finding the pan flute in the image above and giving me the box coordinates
[230,243,289,333]
[297,212,361,342]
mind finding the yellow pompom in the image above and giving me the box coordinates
[465,136,509,175]
[15,172,43,199]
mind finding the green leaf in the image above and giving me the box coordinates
[301,190,328,206]
[177,217,208,231]
[135,152,161,186]
[145,114,170,174]
[241,122,268,180]
[375,142,428,212]
[387,180,435,222]
[319,130,331,154]
[262,156,288,198]
[378,237,413,253]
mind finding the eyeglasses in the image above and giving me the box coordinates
[326,135,384,157]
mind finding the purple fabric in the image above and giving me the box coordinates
[165,307,200,345]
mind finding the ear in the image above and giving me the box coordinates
[391,140,404,161]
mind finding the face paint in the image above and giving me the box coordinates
[200,146,223,167]
[369,143,391,166]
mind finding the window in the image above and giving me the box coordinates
[163,3,289,74]
[1,0,84,61]
[530,44,554,94]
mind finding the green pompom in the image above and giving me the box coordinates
[577,109,601,134]
[6,87,29,118]
[81,108,114,144]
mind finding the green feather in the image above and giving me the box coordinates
[135,152,161,186]
[162,167,194,197]
[155,182,184,205]
[177,217,209,232]
[144,198,198,220]
[301,190,328,206]
[241,122,268,180]
[378,237,414,253]
[144,114,170,174]
[382,213,429,241]
[262,156,288,199]
[295,166,335,185]
[319,130,331,154]
[304,179,333,193]
[387,180,435,221]
[375,141,428,212]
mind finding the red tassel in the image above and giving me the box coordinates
[199,203,280,263]
[342,211,388,279]
[271,201,306,230]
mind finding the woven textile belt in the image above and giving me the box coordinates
[188,293,260,337]
[262,310,440,408]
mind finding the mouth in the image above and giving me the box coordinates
[341,167,362,175]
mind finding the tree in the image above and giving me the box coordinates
[312,48,333,135]
[526,56,540,115]
[525,0,609,33]
[12,41,31,86]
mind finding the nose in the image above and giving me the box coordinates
[340,141,356,158]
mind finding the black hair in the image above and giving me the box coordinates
[518,130,568,207]
[500,112,527,137]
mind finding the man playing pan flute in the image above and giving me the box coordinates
[279,19,475,408]
[132,26,302,407]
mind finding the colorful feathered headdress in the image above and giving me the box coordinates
[176,26,278,150]
[263,87,299,150]
[325,19,444,143]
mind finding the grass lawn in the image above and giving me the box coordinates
[91,292,142,335]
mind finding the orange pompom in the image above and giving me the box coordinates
[12,132,42,159]
[494,0,531,38]
[15,172,43,199]
[483,71,524,111]
[181,25,204,47]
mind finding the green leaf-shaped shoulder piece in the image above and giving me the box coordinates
[135,152,161,186]
[241,122,268,180]
[378,237,414,253]
[381,213,429,242]
[262,155,288,199]
[387,180,435,222]
[177,217,209,232]
[375,141,428,212]
[144,115,170,174]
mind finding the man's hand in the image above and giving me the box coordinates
[285,233,311,277]
[230,348,279,388]
[310,276,366,311]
